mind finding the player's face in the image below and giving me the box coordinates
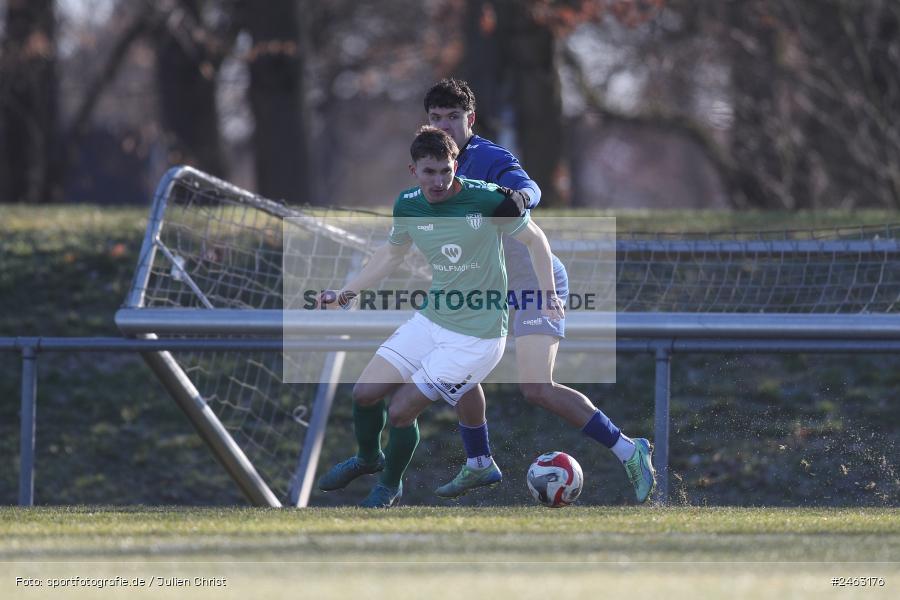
[410,156,458,203]
[426,106,475,148]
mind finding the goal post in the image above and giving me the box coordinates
[121,166,284,507]
[119,166,372,507]
[119,166,451,507]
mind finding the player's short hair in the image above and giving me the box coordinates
[423,78,476,113]
[410,126,459,162]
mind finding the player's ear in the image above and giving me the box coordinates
[467,111,476,128]
[408,163,416,177]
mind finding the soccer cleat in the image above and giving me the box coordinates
[434,462,503,499]
[317,454,385,492]
[359,482,402,508]
[624,438,657,504]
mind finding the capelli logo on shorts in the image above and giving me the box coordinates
[522,317,545,326]
[437,375,472,394]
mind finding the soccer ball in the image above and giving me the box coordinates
[526,451,584,508]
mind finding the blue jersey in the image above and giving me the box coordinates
[456,135,540,206]
[456,134,568,300]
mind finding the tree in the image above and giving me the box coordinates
[0,0,61,203]
[154,0,234,177]
[774,0,900,208]
[460,0,504,142]
[559,0,900,209]
[238,0,310,203]
[717,0,900,208]
[724,1,790,209]
[458,1,668,206]
[459,0,564,205]
[502,0,565,205]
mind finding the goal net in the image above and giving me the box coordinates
[117,166,900,507]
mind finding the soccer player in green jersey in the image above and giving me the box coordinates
[316,126,562,507]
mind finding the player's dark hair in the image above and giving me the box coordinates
[410,126,459,162]
[423,78,476,113]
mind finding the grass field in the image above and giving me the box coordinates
[1,506,897,599]
[2,206,899,599]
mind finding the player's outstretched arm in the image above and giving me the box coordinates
[344,241,410,295]
[511,219,564,320]
[318,241,410,309]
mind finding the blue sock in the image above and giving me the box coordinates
[581,410,621,448]
[459,421,491,459]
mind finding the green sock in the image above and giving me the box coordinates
[353,400,386,464]
[380,421,420,488]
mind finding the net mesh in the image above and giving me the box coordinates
[616,229,900,313]
[129,168,900,503]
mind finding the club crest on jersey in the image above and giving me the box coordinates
[466,212,483,230]
[441,244,462,264]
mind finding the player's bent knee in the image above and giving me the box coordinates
[520,382,555,407]
[352,382,382,406]
[387,403,416,428]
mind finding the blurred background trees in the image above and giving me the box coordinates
[1,0,60,203]
[0,0,898,209]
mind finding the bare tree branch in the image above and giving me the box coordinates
[66,2,159,140]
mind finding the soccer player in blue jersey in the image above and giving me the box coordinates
[424,78,657,503]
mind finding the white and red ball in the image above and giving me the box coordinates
[526,451,584,507]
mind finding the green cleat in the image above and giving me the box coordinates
[434,462,503,499]
[624,438,657,503]
[359,482,402,508]
[317,454,384,492]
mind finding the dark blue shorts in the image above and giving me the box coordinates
[509,293,567,338]
[503,234,570,339]
[508,263,569,339]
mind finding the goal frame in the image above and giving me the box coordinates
[118,166,900,507]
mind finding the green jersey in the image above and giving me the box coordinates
[389,177,529,338]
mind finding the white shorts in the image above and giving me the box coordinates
[375,312,506,406]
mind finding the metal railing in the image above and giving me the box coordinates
[4,330,900,507]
